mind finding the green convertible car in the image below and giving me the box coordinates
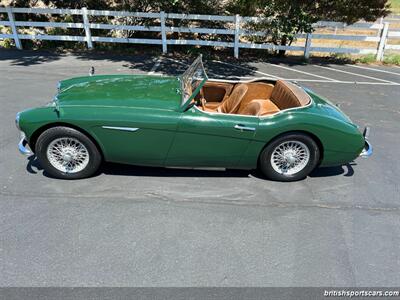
[16,56,372,181]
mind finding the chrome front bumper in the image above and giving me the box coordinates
[360,140,372,157]
[359,126,372,158]
[18,137,32,156]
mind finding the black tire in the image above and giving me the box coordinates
[259,133,320,182]
[35,126,102,179]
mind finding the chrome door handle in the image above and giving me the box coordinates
[234,124,256,132]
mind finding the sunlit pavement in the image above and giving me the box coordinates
[1,49,399,286]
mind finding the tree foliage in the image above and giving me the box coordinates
[5,0,224,14]
[227,0,390,23]
[1,0,391,53]
[226,0,390,54]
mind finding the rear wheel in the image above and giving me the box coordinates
[35,126,102,179]
[259,133,320,182]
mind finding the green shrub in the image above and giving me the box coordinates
[0,26,13,48]
[383,54,400,65]
[327,53,378,64]
[354,54,377,64]
[327,53,400,65]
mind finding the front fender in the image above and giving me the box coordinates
[18,106,60,144]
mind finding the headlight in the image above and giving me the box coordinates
[15,112,20,130]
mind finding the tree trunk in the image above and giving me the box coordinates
[278,35,287,57]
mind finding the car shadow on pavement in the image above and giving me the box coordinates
[100,162,356,179]
[25,155,355,179]
[101,162,253,178]
[309,163,355,178]
[26,155,43,174]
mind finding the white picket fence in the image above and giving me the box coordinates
[0,6,399,60]
[384,14,400,52]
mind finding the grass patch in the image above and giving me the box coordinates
[325,53,400,65]
[354,54,377,64]
[325,53,377,64]
[383,53,400,64]
[390,0,400,13]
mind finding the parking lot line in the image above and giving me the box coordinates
[314,65,400,85]
[284,79,398,85]
[263,63,339,82]
[346,64,400,76]
[210,77,397,85]
[147,58,400,86]
[212,60,283,79]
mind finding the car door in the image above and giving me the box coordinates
[88,107,180,166]
[165,107,259,168]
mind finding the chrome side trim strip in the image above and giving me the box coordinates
[102,126,139,132]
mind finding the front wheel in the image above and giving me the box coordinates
[35,126,102,179]
[259,133,320,182]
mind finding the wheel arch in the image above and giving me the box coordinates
[29,122,105,160]
[258,130,324,166]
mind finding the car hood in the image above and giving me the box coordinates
[56,75,182,110]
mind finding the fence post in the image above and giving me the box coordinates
[376,17,384,38]
[6,6,22,50]
[234,14,241,58]
[160,11,167,54]
[304,33,312,59]
[82,7,93,49]
[376,22,389,61]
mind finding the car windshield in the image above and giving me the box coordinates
[180,55,208,107]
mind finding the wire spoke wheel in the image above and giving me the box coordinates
[46,137,89,173]
[270,140,310,175]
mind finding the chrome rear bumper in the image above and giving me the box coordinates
[359,126,372,158]
[18,137,32,156]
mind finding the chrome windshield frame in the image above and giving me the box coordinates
[180,55,208,110]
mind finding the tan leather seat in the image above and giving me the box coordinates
[238,82,274,112]
[203,102,220,110]
[215,84,248,114]
[200,80,309,116]
[201,82,234,103]
[270,80,310,110]
[239,99,280,116]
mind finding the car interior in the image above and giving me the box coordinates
[194,80,311,117]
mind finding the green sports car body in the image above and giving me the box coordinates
[16,56,372,181]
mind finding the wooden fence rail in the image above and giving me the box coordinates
[0,6,399,61]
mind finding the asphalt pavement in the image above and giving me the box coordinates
[0,49,399,287]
